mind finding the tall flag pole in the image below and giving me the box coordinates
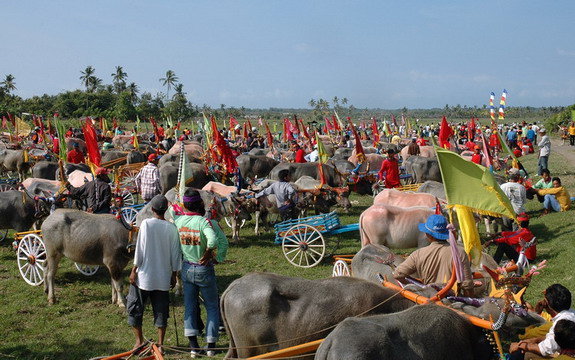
[498,89,507,120]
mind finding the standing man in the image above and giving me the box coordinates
[407,138,420,156]
[538,128,551,176]
[67,142,85,164]
[393,214,474,296]
[128,195,181,354]
[507,126,518,150]
[569,122,575,146]
[135,154,162,203]
[378,149,400,188]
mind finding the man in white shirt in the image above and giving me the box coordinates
[538,128,551,176]
[128,195,182,353]
[304,144,319,162]
[500,173,527,230]
[509,284,575,359]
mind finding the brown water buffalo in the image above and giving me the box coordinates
[64,137,86,152]
[293,176,351,212]
[0,149,31,180]
[359,204,433,248]
[373,188,445,207]
[221,273,414,359]
[41,209,131,306]
[269,162,343,187]
[237,154,279,184]
[316,304,494,360]
[400,144,435,161]
[168,140,203,158]
[159,161,210,195]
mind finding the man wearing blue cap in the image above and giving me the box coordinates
[393,214,474,296]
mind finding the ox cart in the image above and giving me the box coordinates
[14,230,101,286]
[274,211,358,268]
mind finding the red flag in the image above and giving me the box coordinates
[392,114,398,128]
[264,121,274,150]
[299,119,310,140]
[229,115,238,129]
[247,119,253,132]
[332,115,341,131]
[211,116,237,174]
[7,112,15,127]
[82,118,101,166]
[2,116,6,129]
[439,116,454,149]
[293,115,300,134]
[243,122,248,138]
[372,118,380,147]
[325,117,333,131]
[348,118,365,163]
[468,117,475,140]
[176,121,181,130]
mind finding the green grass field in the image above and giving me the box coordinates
[1,143,575,359]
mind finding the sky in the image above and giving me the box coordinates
[2,0,575,109]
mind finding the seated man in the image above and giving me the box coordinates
[393,214,474,296]
[509,284,575,359]
[484,212,535,264]
[536,177,571,215]
[527,169,553,202]
[255,169,297,221]
[554,319,575,358]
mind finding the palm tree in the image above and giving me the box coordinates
[111,66,127,93]
[173,83,186,99]
[341,97,348,106]
[159,70,178,102]
[308,99,316,108]
[80,66,96,92]
[127,82,139,103]
[1,74,16,94]
[332,96,339,107]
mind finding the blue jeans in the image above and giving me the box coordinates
[181,262,220,342]
[538,155,548,175]
[543,194,561,212]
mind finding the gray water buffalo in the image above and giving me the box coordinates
[41,209,131,306]
[350,244,404,285]
[247,148,268,156]
[31,161,58,180]
[332,147,354,161]
[293,176,351,212]
[54,163,91,181]
[403,156,442,184]
[347,153,384,173]
[159,161,210,195]
[158,153,202,167]
[237,155,279,184]
[269,162,342,187]
[0,149,31,180]
[101,150,147,165]
[21,178,61,197]
[221,273,414,359]
[316,304,493,360]
[359,204,433,248]
[0,190,47,233]
[417,180,446,200]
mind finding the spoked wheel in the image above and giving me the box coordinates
[17,234,46,286]
[75,263,100,276]
[117,189,135,207]
[120,169,139,191]
[120,207,139,227]
[224,217,246,229]
[0,183,15,192]
[332,260,351,277]
[282,224,325,268]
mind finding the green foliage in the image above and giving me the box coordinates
[544,104,575,133]
[113,90,137,121]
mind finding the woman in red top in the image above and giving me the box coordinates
[293,143,307,163]
[485,213,535,264]
[378,149,400,188]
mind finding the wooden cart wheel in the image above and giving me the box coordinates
[75,263,100,276]
[17,234,46,286]
[0,183,15,192]
[224,216,246,229]
[118,189,135,207]
[120,169,140,189]
[120,207,139,227]
[332,260,351,277]
[282,224,325,268]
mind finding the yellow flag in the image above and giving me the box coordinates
[455,205,482,266]
[16,117,31,137]
[315,133,329,163]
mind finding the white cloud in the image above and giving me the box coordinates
[557,48,575,57]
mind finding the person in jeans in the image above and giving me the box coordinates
[169,189,228,358]
[537,128,551,176]
[536,177,572,215]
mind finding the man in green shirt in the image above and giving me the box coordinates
[528,169,553,203]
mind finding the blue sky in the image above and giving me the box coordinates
[2,0,574,109]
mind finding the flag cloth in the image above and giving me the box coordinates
[372,118,380,146]
[348,118,365,163]
[243,121,249,139]
[113,117,118,130]
[315,132,330,164]
[177,142,192,202]
[489,92,496,121]
[333,111,344,130]
[54,117,68,163]
[455,205,483,266]
[468,117,475,140]
[325,117,333,132]
[132,127,139,149]
[438,116,454,149]
[211,116,237,175]
[16,116,31,137]
[498,89,507,120]
[202,113,213,148]
[83,118,101,166]
[247,119,253,132]
[293,115,300,135]
[480,131,493,171]
[265,121,274,150]
[229,115,238,130]
[392,114,398,128]
[299,119,310,140]
[332,115,341,132]
[434,146,515,219]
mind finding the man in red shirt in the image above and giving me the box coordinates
[378,149,400,188]
[485,212,535,264]
[416,135,428,146]
[471,145,482,165]
[293,143,307,163]
[67,143,85,164]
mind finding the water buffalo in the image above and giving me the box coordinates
[373,188,445,207]
[31,161,58,180]
[316,304,494,360]
[347,153,384,173]
[168,140,203,158]
[54,163,91,181]
[64,137,86,152]
[417,180,446,199]
[221,273,414,359]
[101,150,147,166]
[0,149,31,180]
[400,144,435,161]
[21,178,61,197]
[269,162,343,187]
[41,209,131,306]
[359,204,433,248]
[403,156,442,184]
[293,176,351,212]
[0,190,48,233]
[159,161,210,195]
[332,147,354,161]
[237,155,279,184]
